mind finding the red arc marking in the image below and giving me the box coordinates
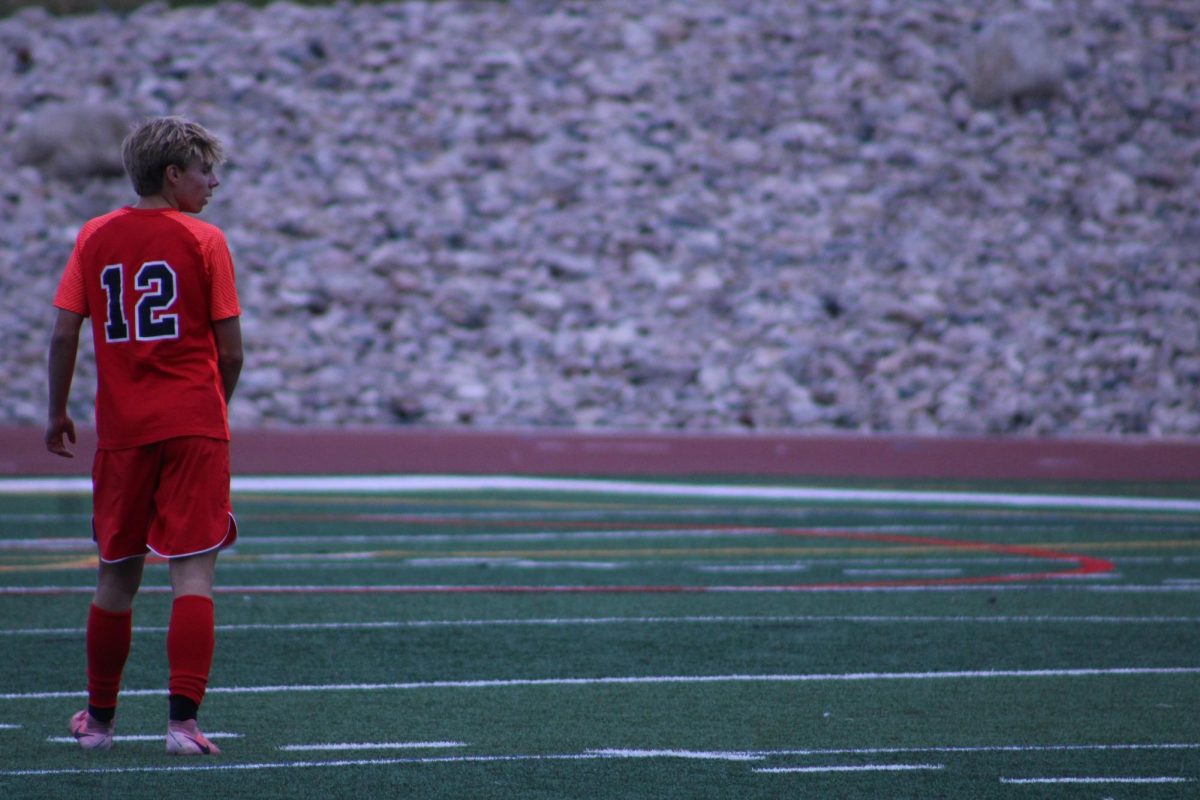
[218,528,1117,595]
[0,529,1114,595]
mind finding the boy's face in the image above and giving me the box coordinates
[169,158,220,213]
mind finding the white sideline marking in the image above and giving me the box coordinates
[5,613,1200,638]
[588,748,761,761]
[280,741,465,752]
[5,582,1200,596]
[843,569,963,577]
[2,744,1196,779]
[1,723,21,730]
[5,667,1199,701]
[698,563,811,573]
[403,558,625,570]
[767,742,1200,756]
[1000,776,1192,784]
[48,732,242,744]
[0,753,610,777]
[3,474,1199,513]
[756,763,944,774]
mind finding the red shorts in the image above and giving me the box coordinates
[91,436,238,563]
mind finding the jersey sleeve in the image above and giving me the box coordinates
[53,243,89,316]
[205,231,241,320]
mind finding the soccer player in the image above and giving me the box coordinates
[45,116,243,756]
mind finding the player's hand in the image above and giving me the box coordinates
[45,415,76,458]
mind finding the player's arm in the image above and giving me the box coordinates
[213,316,243,403]
[45,309,84,457]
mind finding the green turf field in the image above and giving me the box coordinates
[1,475,1198,798]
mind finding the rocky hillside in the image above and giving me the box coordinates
[1,0,1196,435]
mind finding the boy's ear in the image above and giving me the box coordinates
[163,163,181,185]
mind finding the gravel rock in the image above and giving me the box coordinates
[12,101,129,180]
[966,13,1066,107]
[1,0,1196,437]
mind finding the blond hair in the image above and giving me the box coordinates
[121,117,225,197]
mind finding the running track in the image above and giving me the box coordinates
[3,426,1199,481]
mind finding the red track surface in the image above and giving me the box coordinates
[3,425,1198,482]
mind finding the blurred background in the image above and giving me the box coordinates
[1,0,1196,437]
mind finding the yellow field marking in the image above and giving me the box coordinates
[221,545,1062,562]
[0,556,98,572]
[233,493,648,511]
[1,538,1194,574]
[218,538,1199,563]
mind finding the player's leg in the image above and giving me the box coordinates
[72,446,157,750]
[94,555,145,610]
[167,549,217,713]
[88,557,145,703]
[71,558,144,750]
[165,550,222,754]
[151,437,235,755]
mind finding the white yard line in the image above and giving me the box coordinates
[5,613,1200,638]
[765,742,1200,756]
[843,569,964,577]
[585,748,761,761]
[0,753,606,777]
[1000,776,1192,784]
[2,474,1198,513]
[697,563,812,573]
[756,763,944,774]
[3,742,1196,779]
[47,733,242,744]
[279,741,465,752]
[4,666,1199,702]
[4,582,1199,596]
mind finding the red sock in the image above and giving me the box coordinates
[86,604,133,711]
[167,595,215,706]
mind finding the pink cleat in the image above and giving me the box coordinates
[166,719,221,755]
[69,709,114,751]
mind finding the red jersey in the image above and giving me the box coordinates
[54,207,241,450]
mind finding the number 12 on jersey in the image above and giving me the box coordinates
[100,261,180,343]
